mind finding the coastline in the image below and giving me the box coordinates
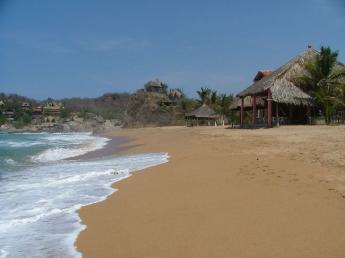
[76,126,345,258]
[0,131,168,258]
[70,135,130,161]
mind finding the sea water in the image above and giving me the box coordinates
[0,132,168,258]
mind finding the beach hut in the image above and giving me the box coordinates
[233,47,319,127]
[230,96,266,126]
[185,104,218,126]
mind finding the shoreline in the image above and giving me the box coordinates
[76,126,345,258]
[71,134,130,161]
[0,131,168,258]
[72,131,170,257]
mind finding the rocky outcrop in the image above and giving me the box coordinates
[124,91,185,127]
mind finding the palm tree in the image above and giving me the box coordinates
[215,94,233,125]
[211,90,218,105]
[197,87,212,104]
[295,46,345,124]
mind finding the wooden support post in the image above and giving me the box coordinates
[289,104,293,124]
[231,110,234,128]
[252,95,257,127]
[267,90,272,126]
[240,97,244,127]
[307,105,311,124]
[276,102,280,127]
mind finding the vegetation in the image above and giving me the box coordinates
[3,46,344,130]
[295,46,345,124]
[196,87,217,105]
[61,93,130,120]
[195,87,234,123]
[0,114,6,125]
[125,86,188,127]
[0,85,235,129]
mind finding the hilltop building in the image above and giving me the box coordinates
[43,101,62,115]
[33,106,43,115]
[21,102,31,111]
[144,79,167,93]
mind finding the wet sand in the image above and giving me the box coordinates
[76,126,345,258]
[71,135,130,161]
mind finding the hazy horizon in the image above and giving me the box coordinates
[1,0,344,99]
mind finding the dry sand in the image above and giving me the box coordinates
[76,125,345,258]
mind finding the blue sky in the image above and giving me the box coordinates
[0,0,344,99]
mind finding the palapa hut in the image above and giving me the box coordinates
[230,96,266,110]
[185,104,218,126]
[233,46,318,127]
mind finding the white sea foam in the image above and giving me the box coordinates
[31,133,110,162]
[5,141,42,148]
[0,249,8,258]
[0,144,169,258]
[4,159,16,165]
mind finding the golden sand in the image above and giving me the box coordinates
[76,126,345,258]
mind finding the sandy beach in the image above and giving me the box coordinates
[76,125,345,258]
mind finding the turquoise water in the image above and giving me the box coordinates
[0,132,107,172]
[0,132,168,258]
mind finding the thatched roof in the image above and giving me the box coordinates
[185,104,217,118]
[145,79,162,88]
[230,96,266,110]
[253,70,272,82]
[237,48,319,105]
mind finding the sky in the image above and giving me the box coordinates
[0,0,344,100]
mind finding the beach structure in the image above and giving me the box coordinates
[21,102,31,111]
[43,101,62,115]
[185,104,218,126]
[160,89,183,106]
[253,70,272,82]
[144,79,166,93]
[33,106,43,115]
[232,47,318,127]
[2,110,15,120]
[159,99,177,106]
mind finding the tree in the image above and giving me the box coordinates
[218,94,233,115]
[295,46,345,124]
[160,83,168,94]
[168,88,185,100]
[215,93,234,125]
[211,90,217,105]
[197,87,212,104]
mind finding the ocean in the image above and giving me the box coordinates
[0,132,168,258]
